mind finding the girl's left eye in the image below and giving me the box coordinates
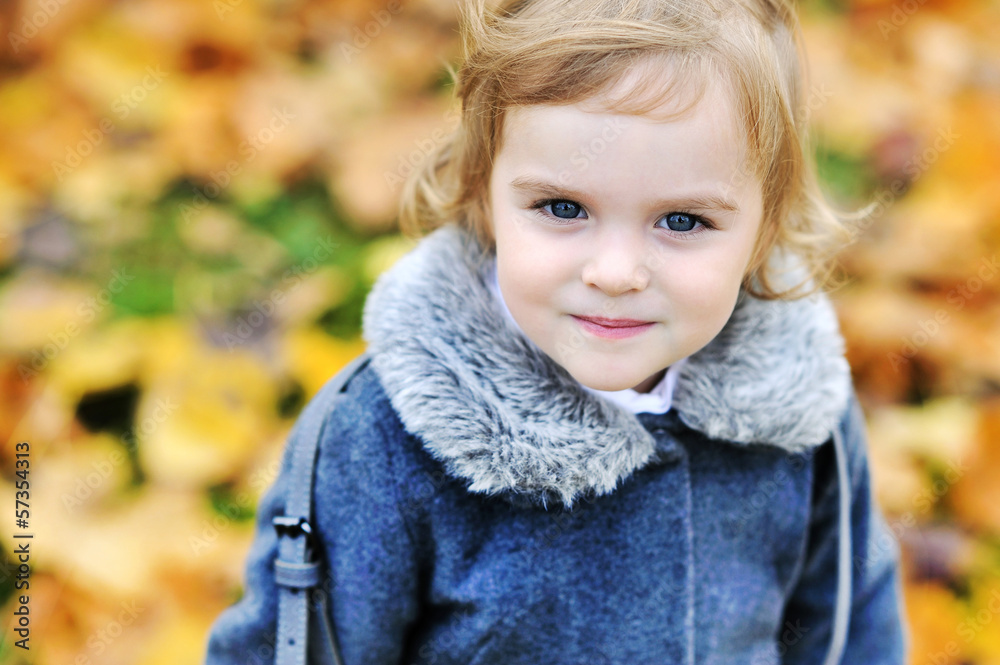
[656,212,712,235]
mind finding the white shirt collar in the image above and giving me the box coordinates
[486,262,686,415]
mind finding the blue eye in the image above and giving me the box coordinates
[549,200,583,219]
[660,212,702,232]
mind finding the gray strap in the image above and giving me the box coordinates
[821,425,852,665]
[274,560,322,588]
[274,352,370,665]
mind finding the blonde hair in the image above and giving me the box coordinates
[399,0,854,300]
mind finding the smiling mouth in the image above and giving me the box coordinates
[570,315,655,340]
[572,315,654,328]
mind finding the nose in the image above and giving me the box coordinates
[580,230,652,296]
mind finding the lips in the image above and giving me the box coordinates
[570,315,655,340]
[573,316,653,328]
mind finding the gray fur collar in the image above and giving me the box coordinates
[361,224,851,508]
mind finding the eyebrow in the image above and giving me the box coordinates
[508,176,741,214]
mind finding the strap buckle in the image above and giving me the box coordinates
[272,515,314,541]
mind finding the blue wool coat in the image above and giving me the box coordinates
[204,224,908,664]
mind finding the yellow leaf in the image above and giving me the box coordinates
[137,348,278,488]
[903,581,967,665]
[0,271,96,355]
[281,328,366,398]
[949,400,1000,533]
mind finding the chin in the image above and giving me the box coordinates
[572,373,638,392]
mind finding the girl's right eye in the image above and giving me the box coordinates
[533,199,586,220]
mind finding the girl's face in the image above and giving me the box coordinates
[488,76,764,393]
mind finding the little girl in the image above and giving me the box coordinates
[205,0,908,663]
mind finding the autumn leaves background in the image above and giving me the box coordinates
[0,0,999,663]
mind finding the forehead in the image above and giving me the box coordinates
[498,75,751,197]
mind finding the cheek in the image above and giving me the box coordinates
[493,214,566,302]
[498,247,559,308]
[661,256,743,322]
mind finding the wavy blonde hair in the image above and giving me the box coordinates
[399,0,854,300]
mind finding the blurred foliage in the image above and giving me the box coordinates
[0,0,997,663]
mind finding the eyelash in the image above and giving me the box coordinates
[529,198,717,239]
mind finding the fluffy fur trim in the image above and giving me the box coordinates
[361,224,850,508]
